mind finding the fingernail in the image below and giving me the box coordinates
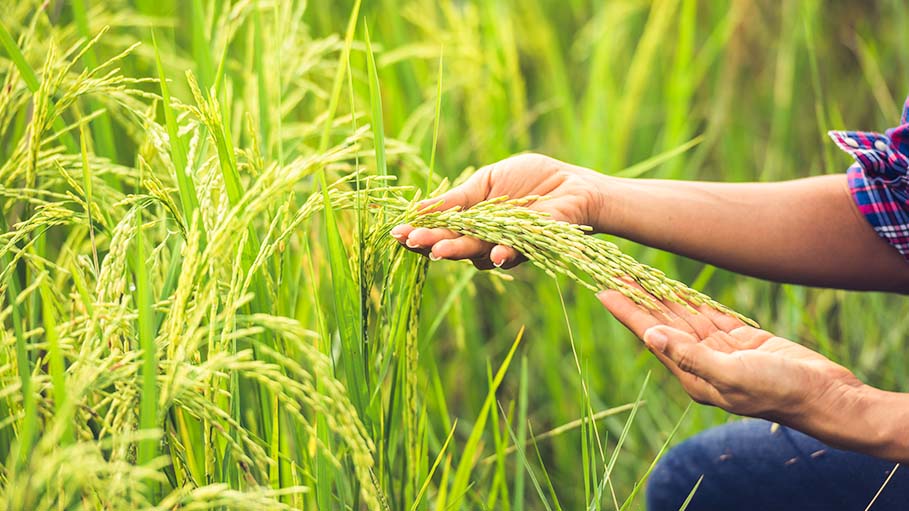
[405,238,420,249]
[492,257,506,268]
[429,252,441,261]
[644,328,668,352]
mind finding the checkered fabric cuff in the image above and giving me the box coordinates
[829,97,909,261]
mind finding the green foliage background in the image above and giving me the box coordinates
[1,0,907,509]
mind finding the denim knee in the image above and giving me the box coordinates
[643,419,909,511]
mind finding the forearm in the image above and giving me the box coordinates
[597,173,909,292]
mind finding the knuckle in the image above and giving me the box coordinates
[476,160,498,180]
[453,188,471,206]
[512,152,546,164]
[507,152,554,171]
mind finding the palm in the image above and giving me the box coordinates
[692,327,858,418]
[696,325,825,363]
[599,289,862,421]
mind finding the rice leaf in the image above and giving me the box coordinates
[0,21,39,90]
[619,403,692,510]
[410,419,457,511]
[448,327,524,508]
[152,30,199,226]
[70,0,119,163]
[315,0,367,421]
[512,355,529,511]
[364,23,387,178]
[0,212,35,471]
[614,135,703,178]
[39,278,71,445]
[190,0,215,91]
[135,204,159,483]
[427,47,443,193]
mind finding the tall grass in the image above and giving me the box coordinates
[1,1,908,510]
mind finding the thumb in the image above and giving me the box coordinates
[416,167,492,213]
[643,326,730,383]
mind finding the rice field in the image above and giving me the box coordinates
[1,1,907,509]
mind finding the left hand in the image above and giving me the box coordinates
[597,289,865,424]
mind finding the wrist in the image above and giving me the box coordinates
[588,172,629,235]
[796,382,909,462]
[861,387,909,462]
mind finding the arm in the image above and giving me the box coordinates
[599,174,909,293]
[393,154,909,293]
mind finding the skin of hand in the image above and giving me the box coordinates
[598,288,909,463]
[390,153,607,269]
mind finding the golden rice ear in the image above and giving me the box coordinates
[404,196,753,325]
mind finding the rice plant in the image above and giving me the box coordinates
[2,1,907,510]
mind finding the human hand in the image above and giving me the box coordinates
[597,289,865,425]
[391,153,608,269]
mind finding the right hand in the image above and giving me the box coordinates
[391,153,608,269]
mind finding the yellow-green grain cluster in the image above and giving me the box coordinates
[401,195,755,326]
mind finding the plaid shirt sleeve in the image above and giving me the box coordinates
[828,96,909,261]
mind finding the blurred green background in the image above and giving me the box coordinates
[3,0,909,508]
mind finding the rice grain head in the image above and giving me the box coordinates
[390,194,755,327]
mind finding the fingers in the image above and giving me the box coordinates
[415,166,493,213]
[390,224,431,258]
[662,300,718,340]
[391,224,524,268]
[597,290,667,339]
[643,326,732,385]
[392,165,525,268]
[432,236,493,260]
[392,224,524,268]
[405,227,460,254]
[599,290,732,406]
[390,224,413,243]
[648,347,725,406]
[727,325,773,349]
[690,304,767,351]
[697,304,747,332]
[597,282,696,336]
[434,241,519,270]
[490,244,522,268]
[643,326,734,406]
[391,224,487,260]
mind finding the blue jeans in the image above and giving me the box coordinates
[646,419,908,510]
